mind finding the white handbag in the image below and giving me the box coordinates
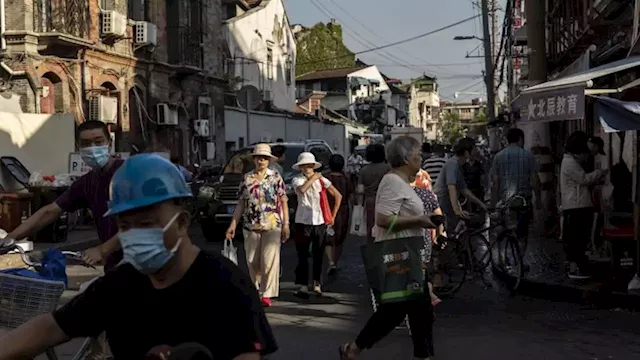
[222,239,238,265]
[350,205,367,237]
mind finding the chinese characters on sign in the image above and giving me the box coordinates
[519,86,585,122]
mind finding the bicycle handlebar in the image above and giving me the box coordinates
[0,242,95,268]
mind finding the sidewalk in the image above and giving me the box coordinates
[493,214,640,309]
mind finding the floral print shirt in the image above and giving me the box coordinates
[239,168,287,231]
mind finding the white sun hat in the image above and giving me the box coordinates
[292,152,321,170]
[250,143,277,158]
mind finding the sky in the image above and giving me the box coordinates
[284,0,505,102]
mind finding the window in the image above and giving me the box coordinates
[100,0,115,10]
[266,48,274,80]
[128,0,145,21]
[198,97,211,120]
[285,57,292,86]
[309,145,331,169]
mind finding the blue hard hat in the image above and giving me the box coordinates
[105,154,193,216]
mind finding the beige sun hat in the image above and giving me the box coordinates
[250,143,277,158]
[292,152,321,170]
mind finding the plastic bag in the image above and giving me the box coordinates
[350,205,367,237]
[222,239,238,265]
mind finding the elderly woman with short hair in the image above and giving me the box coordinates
[340,136,436,360]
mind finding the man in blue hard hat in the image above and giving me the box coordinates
[0,154,278,360]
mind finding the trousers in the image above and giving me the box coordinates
[243,229,282,298]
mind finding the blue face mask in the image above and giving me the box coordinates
[119,212,183,275]
[80,145,110,169]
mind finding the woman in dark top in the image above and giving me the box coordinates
[356,144,390,243]
[326,154,352,275]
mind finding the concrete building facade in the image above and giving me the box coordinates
[0,0,228,164]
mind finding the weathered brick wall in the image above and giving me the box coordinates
[203,0,223,77]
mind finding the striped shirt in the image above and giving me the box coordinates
[422,156,446,185]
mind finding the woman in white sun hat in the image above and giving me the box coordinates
[291,152,342,298]
[226,143,290,307]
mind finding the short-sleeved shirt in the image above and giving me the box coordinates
[433,157,467,217]
[372,173,425,242]
[55,159,124,270]
[239,168,286,231]
[422,156,446,186]
[53,251,278,359]
[358,162,391,198]
[490,145,539,201]
[292,175,332,225]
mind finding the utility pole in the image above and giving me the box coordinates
[490,0,500,94]
[481,0,495,122]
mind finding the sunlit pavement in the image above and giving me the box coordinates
[42,228,640,359]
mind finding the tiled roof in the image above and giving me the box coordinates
[296,66,366,82]
[389,85,407,95]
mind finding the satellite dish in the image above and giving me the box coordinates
[237,85,262,110]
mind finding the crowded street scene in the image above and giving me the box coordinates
[2,0,640,359]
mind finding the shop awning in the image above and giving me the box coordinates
[594,96,640,133]
[522,56,640,94]
[512,56,640,123]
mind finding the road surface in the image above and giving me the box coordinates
[39,229,640,359]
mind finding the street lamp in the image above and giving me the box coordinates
[453,35,484,41]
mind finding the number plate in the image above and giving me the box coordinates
[226,205,236,215]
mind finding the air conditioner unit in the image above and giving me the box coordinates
[262,90,272,101]
[88,95,118,123]
[101,10,127,37]
[193,119,210,137]
[134,21,158,46]
[156,103,178,125]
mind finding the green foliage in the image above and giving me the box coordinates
[295,23,355,76]
[441,112,465,145]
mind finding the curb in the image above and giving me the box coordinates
[494,268,640,310]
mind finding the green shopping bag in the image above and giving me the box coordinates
[360,236,427,304]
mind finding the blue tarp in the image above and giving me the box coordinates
[0,248,68,286]
[594,96,640,133]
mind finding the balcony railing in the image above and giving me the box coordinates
[33,0,89,38]
[168,26,203,69]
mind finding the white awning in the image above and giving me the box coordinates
[521,56,640,94]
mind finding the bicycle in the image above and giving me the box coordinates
[432,195,529,298]
[0,240,96,360]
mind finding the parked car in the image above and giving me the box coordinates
[197,140,334,242]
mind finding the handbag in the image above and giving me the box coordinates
[222,239,238,265]
[319,180,333,225]
[360,236,426,304]
[350,205,367,237]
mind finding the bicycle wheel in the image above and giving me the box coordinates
[495,234,524,291]
[467,233,491,271]
[432,237,468,298]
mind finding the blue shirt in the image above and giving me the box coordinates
[434,157,467,217]
[177,165,193,182]
[490,144,539,201]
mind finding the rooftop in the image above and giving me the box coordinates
[296,66,367,82]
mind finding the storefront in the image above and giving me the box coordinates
[511,56,640,290]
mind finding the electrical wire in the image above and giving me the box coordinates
[322,0,463,76]
[297,14,480,66]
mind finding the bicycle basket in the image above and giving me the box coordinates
[0,272,65,329]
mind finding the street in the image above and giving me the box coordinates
[41,229,640,359]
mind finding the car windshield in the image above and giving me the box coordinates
[222,145,305,182]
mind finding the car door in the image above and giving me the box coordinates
[308,144,332,173]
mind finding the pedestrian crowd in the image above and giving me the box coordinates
[0,122,609,360]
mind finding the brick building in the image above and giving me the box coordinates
[0,0,228,163]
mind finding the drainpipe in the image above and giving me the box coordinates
[1,0,5,50]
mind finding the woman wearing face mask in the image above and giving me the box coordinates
[291,152,342,298]
[226,144,290,307]
[0,154,278,360]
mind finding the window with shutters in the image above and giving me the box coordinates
[266,47,274,80]
[128,0,145,21]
